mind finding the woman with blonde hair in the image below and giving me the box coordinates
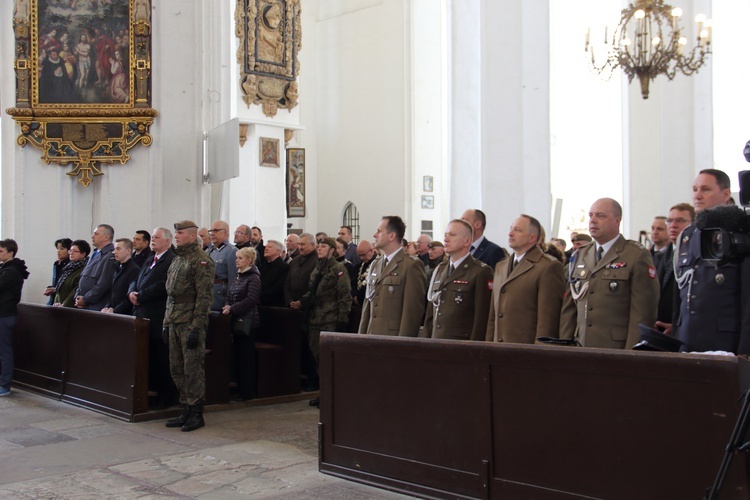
[222,246,261,401]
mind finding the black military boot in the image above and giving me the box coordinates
[165,404,191,428]
[181,403,205,432]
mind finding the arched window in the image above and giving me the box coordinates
[342,202,360,244]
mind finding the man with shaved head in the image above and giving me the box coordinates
[461,209,507,271]
[559,198,659,349]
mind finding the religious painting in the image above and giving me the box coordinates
[235,0,301,117]
[259,137,279,167]
[7,0,157,186]
[286,148,305,217]
[423,175,433,192]
[421,195,435,210]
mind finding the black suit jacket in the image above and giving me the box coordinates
[472,237,507,272]
[106,259,141,314]
[128,248,176,339]
[652,244,675,324]
[260,257,289,307]
[131,247,153,270]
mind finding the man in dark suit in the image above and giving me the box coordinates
[337,225,361,267]
[461,208,507,271]
[250,226,266,269]
[486,215,564,344]
[128,227,177,409]
[653,204,694,328]
[131,230,153,269]
[102,238,141,315]
[75,224,116,311]
[359,216,426,336]
[260,240,289,307]
[424,219,493,340]
[650,215,673,325]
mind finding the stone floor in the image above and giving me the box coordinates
[0,389,411,499]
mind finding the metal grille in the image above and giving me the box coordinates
[343,203,360,244]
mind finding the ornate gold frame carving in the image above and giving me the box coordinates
[235,0,301,117]
[6,0,157,187]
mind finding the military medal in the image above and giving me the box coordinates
[455,294,463,304]
[388,286,394,293]
[579,269,586,278]
[715,273,725,284]
[609,281,618,291]
[682,235,689,243]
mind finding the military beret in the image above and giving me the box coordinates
[572,233,593,243]
[428,241,444,248]
[174,220,199,230]
[318,236,337,249]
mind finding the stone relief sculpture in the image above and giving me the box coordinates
[236,0,301,117]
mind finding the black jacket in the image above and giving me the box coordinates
[0,258,29,316]
[129,248,176,339]
[226,265,261,328]
[106,259,141,314]
[260,257,289,307]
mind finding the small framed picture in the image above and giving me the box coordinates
[421,195,434,209]
[259,137,280,167]
[423,175,433,192]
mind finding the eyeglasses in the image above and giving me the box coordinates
[666,218,690,225]
[208,228,225,234]
[234,231,248,235]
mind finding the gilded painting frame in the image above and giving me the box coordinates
[235,0,301,117]
[286,148,305,217]
[6,0,157,186]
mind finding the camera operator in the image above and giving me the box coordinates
[670,169,750,354]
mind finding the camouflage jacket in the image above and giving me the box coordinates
[301,258,352,326]
[164,239,215,331]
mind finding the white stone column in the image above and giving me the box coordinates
[449,0,551,241]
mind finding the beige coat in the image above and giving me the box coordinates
[424,254,493,341]
[358,249,426,336]
[486,245,565,344]
[559,235,659,349]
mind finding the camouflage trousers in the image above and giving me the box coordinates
[308,322,336,368]
[168,323,206,405]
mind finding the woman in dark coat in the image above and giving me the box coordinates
[53,240,90,307]
[222,247,261,401]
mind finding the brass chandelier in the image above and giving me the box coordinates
[585,0,712,99]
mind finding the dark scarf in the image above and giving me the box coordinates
[54,256,89,294]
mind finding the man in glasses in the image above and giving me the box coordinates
[207,221,237,312]
[652,204,694,328]
[233,224,252,249]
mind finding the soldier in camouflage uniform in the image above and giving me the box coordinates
[299,237,351,407]
[163,221,215,432]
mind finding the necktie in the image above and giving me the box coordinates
[150,255,158,269]
[470,245,476,255]
[509,258,515,273]
[596,246,604,264]
[448,263,455,276]
[383,257,389,270]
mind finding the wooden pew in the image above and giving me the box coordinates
[255,306,301,397]
[319,333,750,499]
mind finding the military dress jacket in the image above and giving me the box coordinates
[486,246,565,344]
[673,225,750,354]
[423,254,493,341]
[358,249,426,337]
[207,242,237,311]
[165,240,215,333]
[559,235,659,349]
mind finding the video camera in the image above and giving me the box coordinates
[698,141,750,265]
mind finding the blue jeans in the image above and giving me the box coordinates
[0,316,17,388]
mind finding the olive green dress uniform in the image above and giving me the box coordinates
[164,238,215,406]
[559,235,659,349]
[424,254,493,341]
[486,246,565,344]
[358,249,427,336]
[301,258,352,363]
